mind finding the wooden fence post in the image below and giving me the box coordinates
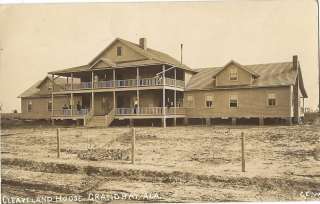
[241,132,245,172]
[132,128,135,164]
[57,128,60,158]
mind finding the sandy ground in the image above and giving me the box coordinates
[1,125,320,202]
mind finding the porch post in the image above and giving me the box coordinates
[174,68,177,126]
[113,69,116,110]
[70,73,74,116]
[162,65,166,128]
[51,74,54,118]
[91,71,94,114]
[136,67,140,110]
[162,65,166,115]
[71,93,74,116]
[71,73,74,90]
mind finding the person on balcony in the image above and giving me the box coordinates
[62,104,68,115]
[167,98,171,110]
[134,99,138,114]
[76,101,81,115]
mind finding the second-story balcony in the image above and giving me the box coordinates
[62,77,184,91]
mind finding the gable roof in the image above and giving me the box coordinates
[18,76,68,98]
[214,60,260,78]
[186,61,308,98]
[49,38,195,75]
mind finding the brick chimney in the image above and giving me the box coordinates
[293,55,298,70]
[139,38,147,50]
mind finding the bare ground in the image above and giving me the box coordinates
[1,125,320,202]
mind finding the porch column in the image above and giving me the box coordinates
[162,65,166,128]
[51,74,54,118]
[173,68,177,126]
[136,67,140,110]
[71,93,74,116]
[162,65,166,115]
[71,73,74,90]
[91,71,94,113]
[113,69,116,110]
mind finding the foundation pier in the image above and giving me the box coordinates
[173,117,177,126]
[129,119,134,127]
[162,117,167,128]
[259,117,264,126]
[286,117,292,126]
[183,118,188,125]
[205,118,211,126]
[231,118,237,126]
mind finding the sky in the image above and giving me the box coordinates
[0,0,318,112]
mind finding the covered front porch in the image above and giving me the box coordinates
[51,88,186,127]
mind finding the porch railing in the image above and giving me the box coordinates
[115,107,186,116]
[65,82,92,90]
[62,77,185,91]
[52,109,89,117]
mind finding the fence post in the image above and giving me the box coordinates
[132,128,135,164]
[241,132,245,172]
[57,128,60,158]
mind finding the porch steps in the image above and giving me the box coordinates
[86,116,108,127]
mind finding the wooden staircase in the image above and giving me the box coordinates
[86,109,114,128]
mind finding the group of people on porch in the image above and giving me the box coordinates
[62,101,88,115]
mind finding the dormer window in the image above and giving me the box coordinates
[117,46,122,56]
[230,67,238,81]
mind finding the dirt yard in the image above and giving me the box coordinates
[1,125,320,203]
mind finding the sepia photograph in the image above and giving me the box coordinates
[0,0,319,203]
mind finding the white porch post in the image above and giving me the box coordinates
[137,67,140,110]
[162,65,166,128]
[51,74,54,117]
[71,73,74,90]
[71,93,74,116]
[70,73,74,116]
[113,69,116,110]
[91,71,94,114]
[174,68,177,126]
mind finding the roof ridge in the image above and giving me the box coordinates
[198,61,292,70]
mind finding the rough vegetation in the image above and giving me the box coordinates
[1,125,320,202]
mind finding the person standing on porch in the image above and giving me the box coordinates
[134,99,138,114]
[76,101,81,115]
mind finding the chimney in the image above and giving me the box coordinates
[139,38,147,50]
[293,55,298,70]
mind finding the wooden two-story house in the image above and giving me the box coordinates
[47,38,196,127]
[19,37,307,126]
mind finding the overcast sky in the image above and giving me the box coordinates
[0,0,318,112]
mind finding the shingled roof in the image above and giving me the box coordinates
[18,76,68,98]
[49,38,194,75]
[186,61,308,98]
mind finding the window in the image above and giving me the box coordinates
[229,95,238,108]
[27,101,32,112]
[205,95,213,108]
[48,84,53,91]
[267,93,276,106]
[230,67,238,81]
[117,46,122,56]
[185,95,194,108]
[48,100,52,111]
